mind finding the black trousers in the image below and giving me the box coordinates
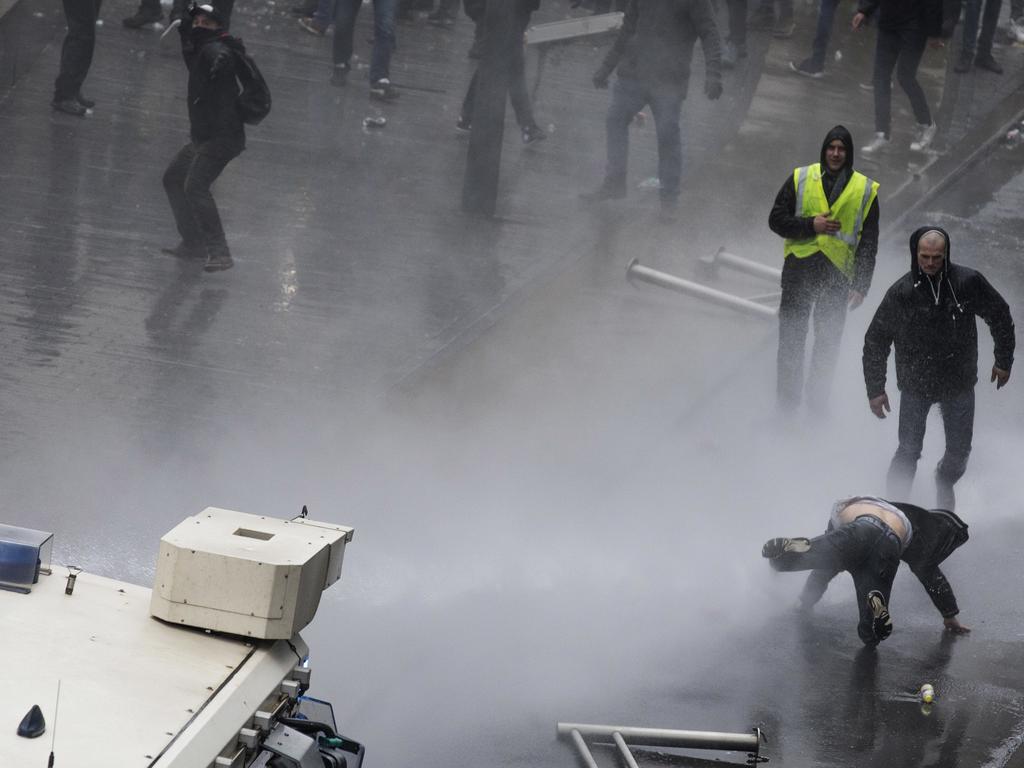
[770,516,903,644]
[776,253,849,412]
[163,141,242,253]
[54,0,102,101]
[460,8,535,129]
[873,27,931,135]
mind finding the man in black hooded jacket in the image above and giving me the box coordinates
[162,3,246,272]
[769,126,879,413]
[863,227,1015,509]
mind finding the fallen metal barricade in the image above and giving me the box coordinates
[557,722,768,766]
[627,258,778,320]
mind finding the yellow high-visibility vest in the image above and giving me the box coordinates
[783,163,879,280]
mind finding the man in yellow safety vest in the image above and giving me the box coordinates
[768,125,879,413]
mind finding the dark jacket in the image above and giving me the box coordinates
[863,226,1015,400]
[182,27,246,149]
[768,125,880,296]
[595,0,722,94]
[895,503,968,618]
[857,0,943,34]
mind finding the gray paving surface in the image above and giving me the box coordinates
[1,0,1023,766]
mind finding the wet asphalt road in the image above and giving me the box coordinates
[2,1,1024,767]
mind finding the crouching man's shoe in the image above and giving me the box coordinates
[866,590,892,642]
[761,537,811,559]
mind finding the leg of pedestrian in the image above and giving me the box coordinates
[935,389,975,510]
[886,391,931,501]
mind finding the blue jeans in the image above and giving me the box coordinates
[605,77,684,200]
[808,0,841,69]
[333,0,397,83]
[962,0,1002,56]
[887,388,975,511]
[769,516,902,645]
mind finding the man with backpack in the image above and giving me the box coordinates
[162,2,254,272]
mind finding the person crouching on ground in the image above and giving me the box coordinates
[162,2,245,272]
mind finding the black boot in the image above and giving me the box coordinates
[204,244,234,272]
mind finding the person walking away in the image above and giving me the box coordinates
[789,0,844,76]
[162,3,246,272]
[52,0,102,116]
[330,0,400,99]
[581,0,723,220]
[863,227,1015,509]
[954,0,1004,73]
[853,0,942,153]
[455,0,546,144]
[769,125,879,414]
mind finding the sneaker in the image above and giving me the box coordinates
[954,52,972,73]
[579,182,626,202]
[866,590,892,641]
[51,98,87,117]
[522,124,547,144]
[761,537,811,559]
[455,116,472,134]
[298,16,327,35]
[370,78,400,101]
[772,19,796,38]
[910,122,937,152]
[161,242,205,260]
[75,92,95,109]
[975,53,1003,73]
[789,58,824,78]
[331,64,349,87]
[861,132,890,154]
[204,247,234,272]
[1010,17,1024,43]
[122,9,162,28]
[426,11,455,27]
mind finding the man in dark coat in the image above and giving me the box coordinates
[863,227,1015,509]
[162,3,246,272]
[769,126,879,413]
[763,496,970,645]
[581,0,723,218]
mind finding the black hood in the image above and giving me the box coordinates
[820,125,854,173]
[909,224,952,277]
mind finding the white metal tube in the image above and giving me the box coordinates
[714,248,782,282]
[612,731,641,768]
[627,259,777,320]
[557,722,762,752]
[568,729,601,768]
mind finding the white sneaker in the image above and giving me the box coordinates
[910,122,937,152]
[861,132,890,154]
[1010,16,1024,43]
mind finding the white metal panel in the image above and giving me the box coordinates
[0,567,254,767]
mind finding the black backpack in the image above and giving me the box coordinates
[234,49,271,125]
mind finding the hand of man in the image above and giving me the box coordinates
[592,71,610,89]
[705,80,723,100]
[848,290,864,310]
[944,616,971,634]
[869,392,890,419]
[813,215,841,234]
[852,11,866,30]
[992,366,1011,389]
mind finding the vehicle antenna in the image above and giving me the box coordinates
[47,679,60,767]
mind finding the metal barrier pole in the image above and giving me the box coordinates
[568,729,600,768]
[713,248,782,282]
[627,259,777,320]
[612,731,641,768]
[557,722,763,752]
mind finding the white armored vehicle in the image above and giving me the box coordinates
[0,507,363,768]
